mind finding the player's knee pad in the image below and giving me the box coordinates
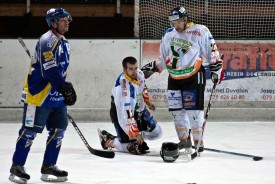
[18,128,37,147]
[140,124,163,140]
[187,110,204,128]
[138,109,157,132]
[47,128,65,146]
[171,110,190,139]
[126,141,149,155]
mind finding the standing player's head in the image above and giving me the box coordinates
[45,8,72,35]
[122,56,138,80]
[169,7,188,32]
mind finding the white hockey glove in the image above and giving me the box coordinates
[209,59,223,84]
[141,60,158,79]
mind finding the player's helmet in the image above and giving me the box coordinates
[160,142,179,162]
[169,7,188,21]
[45,8,72,27]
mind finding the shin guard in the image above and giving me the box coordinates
[12,128,36,166]
[43,128,65,165]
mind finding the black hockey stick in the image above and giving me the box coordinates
[192,146,263,161]
[68,114,115,159]
[191,82,217,160]
[17,37,115,159]
[18,37,32,58]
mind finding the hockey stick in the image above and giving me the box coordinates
[192,146,263,161]
[191,82,217,160]
[68,114,115,159]
[18,37,32,58]
[17,37,115,159]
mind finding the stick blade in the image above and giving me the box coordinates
[253,156,263,161]
[91,149,115,159]
[191,152,198,160]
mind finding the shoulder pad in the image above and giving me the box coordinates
[40,30,58,51]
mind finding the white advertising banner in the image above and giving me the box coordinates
[141,40,275,106]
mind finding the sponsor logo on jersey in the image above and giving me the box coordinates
[47,34,57,48]
[185,30,201,36]
[43,60,57,70]
[43,51,54,62]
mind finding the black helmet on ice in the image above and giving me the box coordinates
[160,142,179,162]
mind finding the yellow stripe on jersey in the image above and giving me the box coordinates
[24,75,52,106]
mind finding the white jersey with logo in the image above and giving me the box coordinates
[111,70,146,138]
[157,23,220,80]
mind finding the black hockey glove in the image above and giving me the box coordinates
[141,60,158,79]
[126,141,149,155]
[209,59,223,84]
[58,82,77,106]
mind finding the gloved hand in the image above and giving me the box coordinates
[58,82,77,106]
[209,59,223,84]
[141,60,158,79]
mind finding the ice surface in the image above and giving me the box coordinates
[1,121,275,184]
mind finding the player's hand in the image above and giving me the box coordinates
[58,82,77,105]
[136,134,144,145]
[146,101,156,111]
[209,59,223,84]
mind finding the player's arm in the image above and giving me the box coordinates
[141,34,168,79]
[202,31,224,84]
[40,37,76,105]
[143,85,155,111]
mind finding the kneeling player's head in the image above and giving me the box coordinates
[122,56,138,80]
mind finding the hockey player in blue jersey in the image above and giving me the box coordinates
[9,8,76,184]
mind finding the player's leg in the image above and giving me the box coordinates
[187,66,206,152]
[167,88,192,153]
[40,106,68,182]
[9,104,50,183]
[187,110,205,152]
[137,108,163,140]
[103,96,149,154]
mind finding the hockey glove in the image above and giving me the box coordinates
[126,141,149,155]
[141,60,158,79]
[209,59,224,84]
[58,82,77,106]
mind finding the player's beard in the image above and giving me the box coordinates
[130,73,137,80]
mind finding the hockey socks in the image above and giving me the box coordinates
[43,128,65,165]
[12,128,36,166]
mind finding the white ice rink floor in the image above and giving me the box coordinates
[1,121,275,184]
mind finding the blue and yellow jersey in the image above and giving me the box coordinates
[22,30,70,107]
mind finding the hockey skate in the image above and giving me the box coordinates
[194,140,204,152]
[97,128,115,150]
[9,164,30,184]
[40,164,68,182]
[178,136,192,154]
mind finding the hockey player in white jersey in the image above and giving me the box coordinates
[98,56,162,155]
[141,7,223,155]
